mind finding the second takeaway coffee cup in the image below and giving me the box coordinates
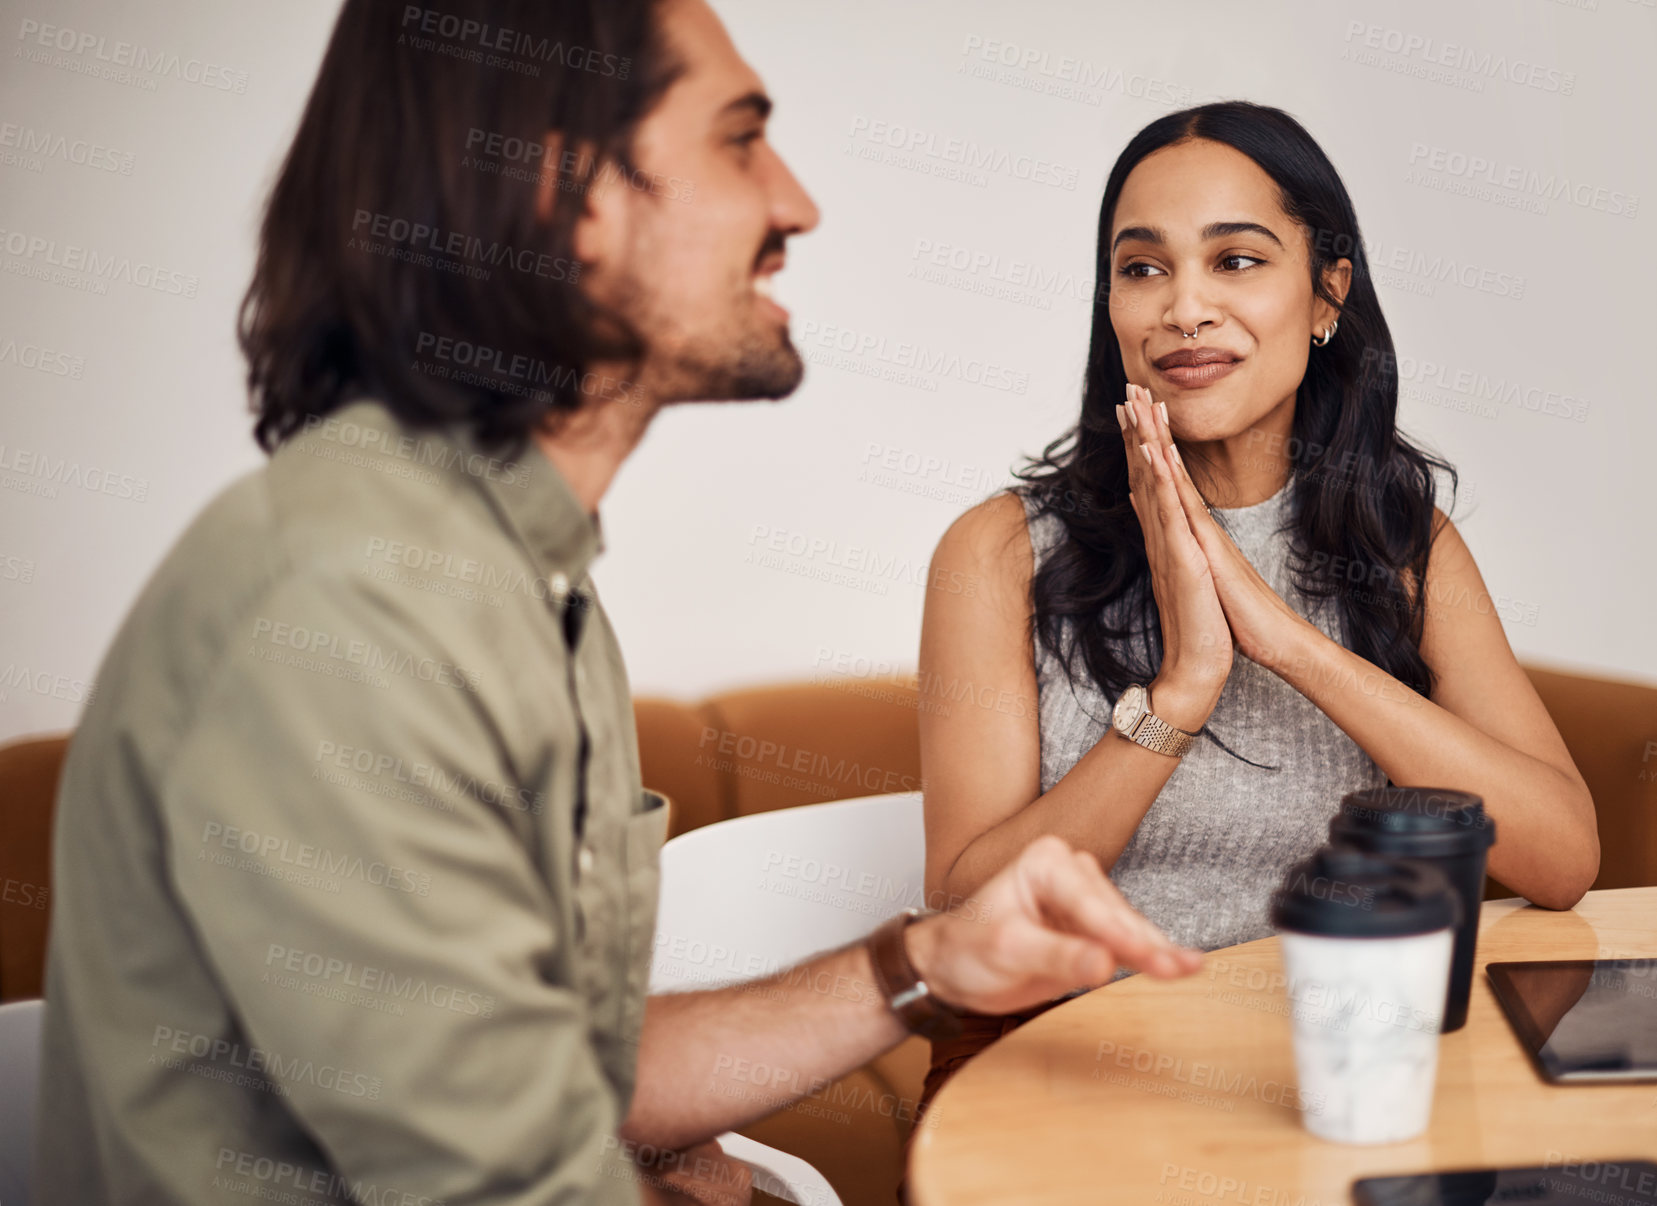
[1329,787,1496,1033]
[1270,846,1460,1145]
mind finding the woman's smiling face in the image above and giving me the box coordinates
[1108,138,1347,444]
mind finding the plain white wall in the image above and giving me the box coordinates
[2,0,1653,744]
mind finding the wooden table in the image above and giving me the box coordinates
[910,886,1657,1205]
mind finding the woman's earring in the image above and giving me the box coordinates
[1312,318,1339,347]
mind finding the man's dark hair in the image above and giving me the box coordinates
[240,0,681,457]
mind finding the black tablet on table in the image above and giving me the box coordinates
[1485,958,1657,1083]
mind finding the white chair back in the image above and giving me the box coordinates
[649,792,926,1205]
[0,998,44,1206]
[651,791,925,992]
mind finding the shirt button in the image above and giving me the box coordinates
[577,844,595,876]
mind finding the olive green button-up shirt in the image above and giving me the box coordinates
[37,397,663,1204]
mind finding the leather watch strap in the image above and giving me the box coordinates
[866,908,965,1040]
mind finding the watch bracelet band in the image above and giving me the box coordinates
[1131,709,1198,758]
[865,908,966,1040]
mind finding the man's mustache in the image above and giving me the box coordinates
[753,230,788,270]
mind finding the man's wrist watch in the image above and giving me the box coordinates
[866,908,966,1040]
[1110,683,1199,758]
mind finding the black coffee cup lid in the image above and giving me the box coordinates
[1330,787,1495,855]
[1270,845,1461,937]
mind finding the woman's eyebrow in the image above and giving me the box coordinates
[1202,220,1284,247]
[1111,220,1285,253]
[1112,224,1164,252]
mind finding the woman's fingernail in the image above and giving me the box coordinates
[1125,383,1134,403]
[1126,401,1139,428]
[1170,444,1183,468]
[1115,404,1126,430]
[1139,443,1153,465]
[1159,401,1170,427]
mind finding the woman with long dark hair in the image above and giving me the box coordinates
[912,101,1597,1112]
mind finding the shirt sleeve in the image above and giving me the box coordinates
[159,568,642,1205]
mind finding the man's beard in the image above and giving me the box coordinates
[609,242,805,403]
[659,321,804,402]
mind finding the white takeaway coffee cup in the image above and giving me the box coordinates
[1269,844,1461,1145]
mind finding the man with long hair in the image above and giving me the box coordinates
[35,2,1200,1201]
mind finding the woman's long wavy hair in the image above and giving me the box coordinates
[1017,102,1455,733]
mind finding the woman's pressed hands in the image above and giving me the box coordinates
[1130,385,1319,674]
[1117,383,1232,728]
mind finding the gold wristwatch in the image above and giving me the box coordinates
[1110,683,1199,758]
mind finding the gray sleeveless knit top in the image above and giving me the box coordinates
[1020,476,1387,968]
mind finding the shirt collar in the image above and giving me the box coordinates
[481,431,604,590]
[325,397,604,588]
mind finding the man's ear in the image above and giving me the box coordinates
[534,130,625,272]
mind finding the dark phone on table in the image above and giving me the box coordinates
[1352,1162,1657,1205]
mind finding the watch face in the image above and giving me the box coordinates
[1112,684,1147,733]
